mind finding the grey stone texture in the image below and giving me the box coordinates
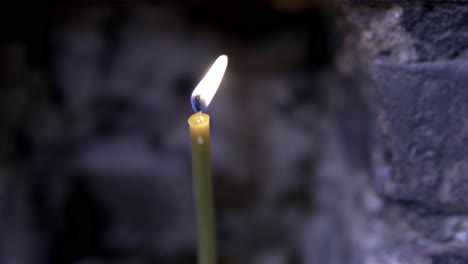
[374,60,468,213]
[350,2,468,264]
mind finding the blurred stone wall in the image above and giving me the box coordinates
[0,2,467,264]
[347,3,468,264]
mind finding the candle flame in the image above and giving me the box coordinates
[191,55,228,112]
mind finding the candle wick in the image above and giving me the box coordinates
[192,94,204,113]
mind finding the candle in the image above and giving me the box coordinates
[188,55,228,264]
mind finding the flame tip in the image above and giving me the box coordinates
[217,54,228,65]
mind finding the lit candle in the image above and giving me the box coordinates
[188,55,228,264]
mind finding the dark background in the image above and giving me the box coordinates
[1,1,468,264]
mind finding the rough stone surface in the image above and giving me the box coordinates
[344,2,468,264]
[399,3,468,62]
[374,60,468,213]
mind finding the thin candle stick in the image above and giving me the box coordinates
[188,112,216,264]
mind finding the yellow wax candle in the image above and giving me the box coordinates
[188,55,228,264]
[188,112,216,264]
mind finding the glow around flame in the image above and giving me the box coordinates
[191,55,228,112]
